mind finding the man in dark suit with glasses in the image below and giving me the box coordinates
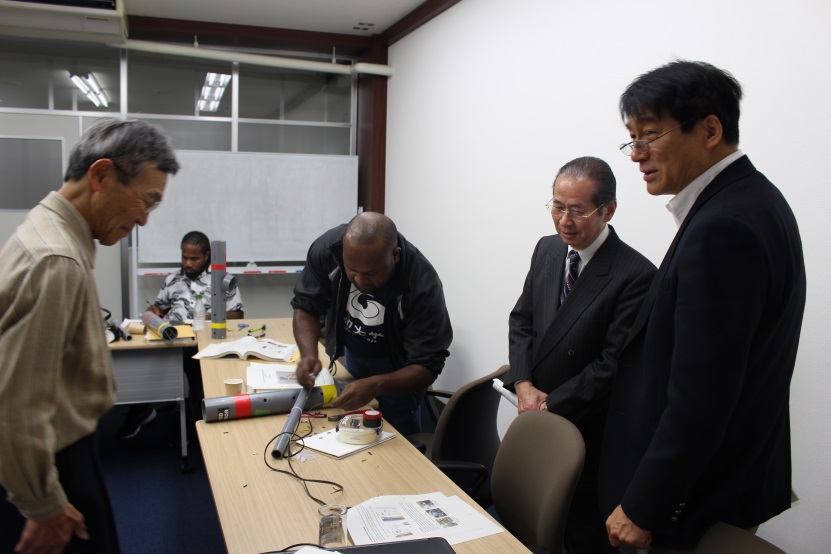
[504,155,656,554]
[600,60,806,551]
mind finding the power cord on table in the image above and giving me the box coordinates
[262,414,346,507]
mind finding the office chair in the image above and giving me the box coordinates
[409,364,510,507]
[651,523,786,554]
[491,410,585,554]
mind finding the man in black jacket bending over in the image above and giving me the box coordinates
[292,212,453,435]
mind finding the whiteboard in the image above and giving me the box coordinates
[137,151,358,263]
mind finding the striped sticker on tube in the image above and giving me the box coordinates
[234,395,252,418]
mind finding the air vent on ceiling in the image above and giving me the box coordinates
[0,0,126,44]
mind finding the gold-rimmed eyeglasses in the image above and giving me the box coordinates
[544,199,604,220]
[619,120,690,157]
[109,159,162,214]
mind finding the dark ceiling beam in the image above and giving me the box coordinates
[381,0,463,46]
[126,16,375,58]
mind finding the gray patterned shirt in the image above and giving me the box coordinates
[154,268,243,323]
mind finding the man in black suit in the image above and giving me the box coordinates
[504,156,656,554]
[600,61,806,550]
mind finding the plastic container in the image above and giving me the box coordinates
[318,504,347,548]
[336,412,384,445]
[193,293,206,331]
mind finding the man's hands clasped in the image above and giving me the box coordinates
[515,381,549,413]
[606,505,652,550]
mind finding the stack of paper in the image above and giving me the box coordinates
[298,428,395,459]
[246,363,299,393]
[245,362,332,393]
[346,492,503,546]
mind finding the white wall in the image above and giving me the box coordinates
[385,0,831,552]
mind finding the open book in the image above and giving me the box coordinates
[193,336,299,362]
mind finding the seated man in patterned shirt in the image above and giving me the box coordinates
[118,231,244,439]
[149,230,244,323]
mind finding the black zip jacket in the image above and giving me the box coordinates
[290,224,453,377]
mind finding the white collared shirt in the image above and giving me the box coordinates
[565,224,610,279]
[666,149,744,228]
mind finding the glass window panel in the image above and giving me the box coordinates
[0,36,119,113]
[137,118,232,151]
[0,38,356,157]
[0,137,63,209]
[238,123,349,155]
[127,51,233,117]
[239,66,351,123]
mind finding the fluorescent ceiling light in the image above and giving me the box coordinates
[69,71,108,107]
[198,72,231,112]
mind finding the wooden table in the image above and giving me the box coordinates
[195,318,529,554]
[109,336,195,472]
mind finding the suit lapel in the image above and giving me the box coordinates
[624,155,757,348]
[532,229,619,367]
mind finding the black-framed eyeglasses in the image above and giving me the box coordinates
[109,159,162,213]
[619,120,690,157]
[545,199,604,220]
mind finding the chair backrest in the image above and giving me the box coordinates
[431,364,510,469]
[491,410,585,554]
[651,523,786,554]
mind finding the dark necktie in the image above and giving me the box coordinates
[560,250,581,304]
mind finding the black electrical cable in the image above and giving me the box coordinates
[262,415,345,507]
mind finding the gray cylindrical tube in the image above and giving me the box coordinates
[141,311,178,340]
[210,240,227,339]
[116,322,132,341]
[272,387,310,459]
[201,387,327,423]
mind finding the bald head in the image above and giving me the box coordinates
[344,212,398,250]
[342,212,401,293]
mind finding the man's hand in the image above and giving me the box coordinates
[149,304,164,317]
[296,355,322,388]
[606,505,652,549]
[332,378,380,411]
[15,504,89,554]
[515,381,548,414]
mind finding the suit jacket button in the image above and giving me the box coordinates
[671,517,679,522]
[568,349,575,356]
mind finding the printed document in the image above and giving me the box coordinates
[246,362,332,393]
[346,492,502,546]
